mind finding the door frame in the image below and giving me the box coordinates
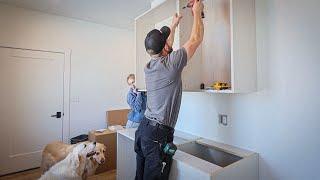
[0,44,71,144]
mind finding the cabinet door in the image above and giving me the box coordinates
[231,0,257,93]
[135,18,154,90]
[135,0,177,90]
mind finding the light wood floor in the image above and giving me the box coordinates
[0,168,116,180]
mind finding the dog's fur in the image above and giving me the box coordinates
[39,142,96,180]
[41,141,106,179]
[41,141,76,173]
[83,143,106,177]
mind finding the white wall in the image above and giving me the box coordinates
[176,0,320,180]
[0,4,133,137]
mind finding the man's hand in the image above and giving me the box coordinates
[171,13,182,28]
[192,0,204,17]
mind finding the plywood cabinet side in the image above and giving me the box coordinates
[179,0,203,90]
[231,0,257,93]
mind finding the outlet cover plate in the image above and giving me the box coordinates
[219,114,228,126]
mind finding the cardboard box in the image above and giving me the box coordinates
[88,129,117,174]
[87,109,129,174]
[106,109,129,126]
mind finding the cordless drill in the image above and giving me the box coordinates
[163,142,177,156]
[182,0,205,18]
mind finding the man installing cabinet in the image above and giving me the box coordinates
[134,0,204,179]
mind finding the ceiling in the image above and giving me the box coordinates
[0,0,151,29]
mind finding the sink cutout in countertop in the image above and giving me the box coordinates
[178,141,242,167]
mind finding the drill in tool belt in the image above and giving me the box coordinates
[160,143,177,174]
[162,142,177,156]
[182,0,205,18]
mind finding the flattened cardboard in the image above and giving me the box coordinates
[106,109,129,126]
[89,129,117,173]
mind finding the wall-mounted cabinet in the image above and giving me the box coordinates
[135,0,256,93]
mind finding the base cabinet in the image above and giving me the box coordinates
[117,133,136,180]
[117,130,258,180]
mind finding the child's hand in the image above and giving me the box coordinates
[132,86,138,93]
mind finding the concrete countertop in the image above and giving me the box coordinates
[117,129,258,179]
[117,128,136,141]
[117,128,256,158]
[117,128,199,145]
[117,128,222,174]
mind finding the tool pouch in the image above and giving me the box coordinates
[163,142,177,156]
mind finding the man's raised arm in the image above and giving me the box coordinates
[183,0,204,60]
[167,13,183,48]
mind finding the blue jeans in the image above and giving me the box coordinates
[134,118,174,180]
[126,120,140,128]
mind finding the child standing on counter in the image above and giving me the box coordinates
[126,74,147,128]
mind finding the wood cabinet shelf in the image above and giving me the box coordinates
[135,0,257,93]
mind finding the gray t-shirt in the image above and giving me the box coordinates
[144,48,187,128]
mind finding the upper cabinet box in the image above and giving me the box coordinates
[135,0,256,93]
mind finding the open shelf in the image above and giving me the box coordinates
[182,89,233,94]
[203,89,233,94]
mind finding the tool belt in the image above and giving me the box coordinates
[144,118,177,156]
[145,118,174,134]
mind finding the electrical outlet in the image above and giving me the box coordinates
[219,114,228,126]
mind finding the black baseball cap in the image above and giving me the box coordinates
[145,26,171,55]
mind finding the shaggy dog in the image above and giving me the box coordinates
[41,141,106,178]
[83,143,106,178]
[39,142,96,180]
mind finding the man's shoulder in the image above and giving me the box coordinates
[144,57,166,70]
[167,48,188,70]
[144,48,187,73]
[169,48,187,59]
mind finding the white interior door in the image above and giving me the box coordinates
[0,47,65,175]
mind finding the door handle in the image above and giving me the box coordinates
[51,112,62,118]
